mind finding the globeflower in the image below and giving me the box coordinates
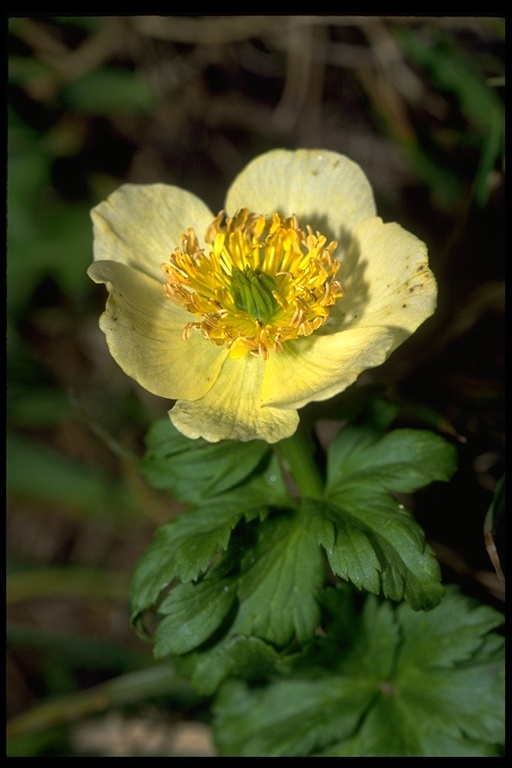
[88,149,436,443]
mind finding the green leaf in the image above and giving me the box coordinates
[130,501,257,638]
[38,202,95,302]
[179,636,295,697]
[154,577,237,657]
[8,108,95,312]
[326,425,457,497]
[235,511,324,646]
[311,425,457,609]
[324,690,500,757]
[335,592,399,681]
[213,588,505,757]
[395,585,504,671]
[148,510,324,692]
[142,417,272,504]
[147,510,324,672]
[130,450,289,640]
[214,677,376,757]
[304,492,443,610]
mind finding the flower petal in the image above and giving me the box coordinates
[170,354,299,443]
[337,216,437,338]
[91,184,214,283]
[261,327,395,409]
[225,148,376,250]
[88,260,227,400]
[261,216,436,411]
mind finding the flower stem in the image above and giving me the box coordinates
[276,426,324,500]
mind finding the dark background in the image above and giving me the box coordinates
[7,15,505,756]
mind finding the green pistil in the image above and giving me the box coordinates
[231,266,279,324]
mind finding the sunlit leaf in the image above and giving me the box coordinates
[138,509,324,687]
[305,493,443,610]
[302,425,457,609]
[234,512,324,646]
[325,425,458,496]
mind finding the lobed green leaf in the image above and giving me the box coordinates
[234,512,324,646]
[129,500,263,638]
[395,585,505,670]
[154,577,237,657]
[326,425,458,497]
[312,424,457,609]
[130,443,293,637]
[214,677,376,757]
[304,491,443,610]
[146,510,324,686]
[213,588,505,757]
[141,417,272,504]
[179,635,296,697]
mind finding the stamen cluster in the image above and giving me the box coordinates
[163,208,343,359]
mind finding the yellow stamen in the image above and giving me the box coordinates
[163,208,344,359]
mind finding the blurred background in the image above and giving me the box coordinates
[7,15,505,757]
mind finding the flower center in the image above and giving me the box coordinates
[230,266,279,325]
[162,208,343,360]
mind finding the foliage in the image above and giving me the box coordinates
[127,393,503,758]
[133,419,457,663]
[213,587,505,757]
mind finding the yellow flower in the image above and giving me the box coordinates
[88,149,436,443]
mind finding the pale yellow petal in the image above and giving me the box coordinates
[262,327,395,409]
[91,184,214,283]
[88,260,227,400]
[335,217,437,341]
[224,149,376,250]
[170,354,299,443]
